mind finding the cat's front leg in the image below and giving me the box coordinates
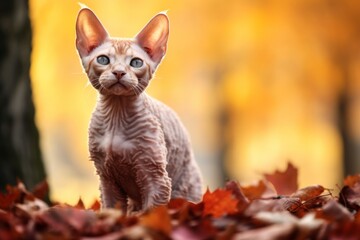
[100,178,127,212]
[135,163,172,211]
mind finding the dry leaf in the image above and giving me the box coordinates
[344,174,360,188]
[225,181,249,213]
[339,185,360,211]
[241,180,276,200]
[290,185,324,202]
[139,205,172,235]
[89,199,101,211]
[264,162,298,195]
[202,188,239,218]
[233,223,296,240]
[318,200,353,222]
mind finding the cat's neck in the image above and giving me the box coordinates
[97,93,147,117]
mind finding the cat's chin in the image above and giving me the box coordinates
[101,87,135,96]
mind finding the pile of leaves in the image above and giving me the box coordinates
[1,163,360,239]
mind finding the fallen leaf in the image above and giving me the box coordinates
[344,174,360,188]
[264,163,298,195]
[35,206,97,237]
[225,181,249,213]
[0,187,21,210]
[89,199,101,211]
[339,184,360,211]
[74,198,85,210]
[329,222,360,239]
[241,180,276,200]
[317,200,353,222]
[172,219,217,240]
[139,205,172,235]
[233,223,296,240]
[31,181,49,201]
[245,197,301,216]
[290,185,325,202]
[202,188,239,218]
[254,211,298,225]
[264,162,298,195]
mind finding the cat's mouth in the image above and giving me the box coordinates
[104,79,131,91]
[108,81,128,89]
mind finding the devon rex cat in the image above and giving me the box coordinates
[75,8,203,213]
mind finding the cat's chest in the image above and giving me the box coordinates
[89,95,166,161]
[99,129,135,155]
[90,114,163,158]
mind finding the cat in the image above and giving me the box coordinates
[75,8,203,213]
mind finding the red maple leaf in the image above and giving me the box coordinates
[202,188,239,218]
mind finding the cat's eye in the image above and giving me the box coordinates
[130,58,143,68]
[97,55,110,65]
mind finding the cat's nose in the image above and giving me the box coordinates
[112,70,126,80]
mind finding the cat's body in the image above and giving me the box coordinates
[76,8,202,213]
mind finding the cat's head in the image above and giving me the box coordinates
[75,8,169,96]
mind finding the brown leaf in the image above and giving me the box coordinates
[317,200,353,222]
[290,185,325,202]
[245,197,301,216]
[31,181,49,201]
[139,205,172,235]
[233,223,296,240]
[172,219,217,240]
[202,188,239,217]
[339,184,360,211]
[36,206,97,237]
[264,162,298,195]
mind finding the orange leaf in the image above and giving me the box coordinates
[202,188,239,218]
[140,205,172,235]
[264,162,298,195]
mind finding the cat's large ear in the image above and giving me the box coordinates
[76,8,109,57]
[135,13,169,65]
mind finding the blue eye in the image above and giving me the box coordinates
[97,55,110,65]
[130,58,143,68]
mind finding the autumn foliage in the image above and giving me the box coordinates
[1,163,360,239]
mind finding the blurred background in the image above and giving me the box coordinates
[1,0,360,205]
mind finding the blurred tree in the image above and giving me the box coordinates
[0,0,46,190]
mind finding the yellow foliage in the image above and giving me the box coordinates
[30,0,360,205]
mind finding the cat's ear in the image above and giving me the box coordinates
[76,8,109,57]
[135,13,169,65]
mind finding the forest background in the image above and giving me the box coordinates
[19,0,360,205]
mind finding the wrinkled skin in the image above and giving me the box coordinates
[76,8,203,214]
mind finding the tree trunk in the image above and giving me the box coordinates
[0,0,46,190]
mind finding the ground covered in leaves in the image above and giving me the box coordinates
[1,163,360,239]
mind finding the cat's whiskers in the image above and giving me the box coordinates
[130,85,140,96]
